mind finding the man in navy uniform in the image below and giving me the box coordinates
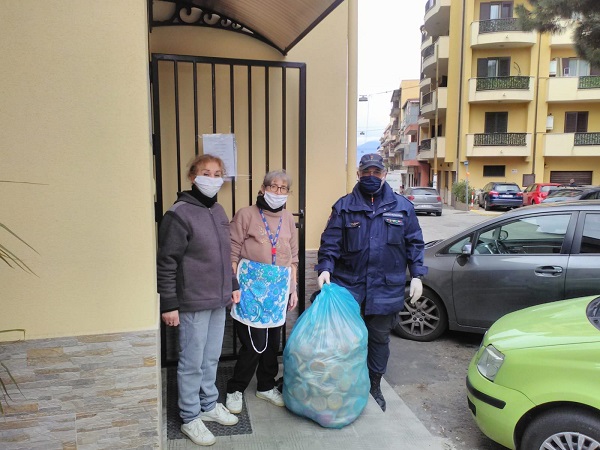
[316,153,427,411]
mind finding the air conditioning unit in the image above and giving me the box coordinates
[549,60,557,77]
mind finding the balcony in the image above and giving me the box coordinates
[550,23,576,48]
[466,133,531,157]
[420,88,447,118]
[420,76,432,93]
[421,35,433,53]
[546,76,600,102]
[468,76,533,103]
[421,36,449,78]
[423,0,451,37]
[418,136,446,160]
[470,19,536,48]
[543,132,600,157]
[418,115,430,127]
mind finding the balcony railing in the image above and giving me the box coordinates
[476,76,530,91]
[422,43,435,59]
[574,132,600,146]
[422,91,433,105]
[478,18,521,34]
[578,76,600,89]
[419,139,432,151]
[474,133,527,146]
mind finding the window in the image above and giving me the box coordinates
[477,58,510,78]
[480,2,513,20]
[561,58,600,77]
[475,214,570,255]
[580,214,600,254]
[485,112,508,133]
[483,165,506,177]
[564,112,588,133]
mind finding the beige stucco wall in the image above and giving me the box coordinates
[149,2,355,251]
[0,0,156,339]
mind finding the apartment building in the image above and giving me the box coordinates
[417,0,600,204]
[380,80,422,187]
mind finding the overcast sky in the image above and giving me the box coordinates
[357,1,425,146]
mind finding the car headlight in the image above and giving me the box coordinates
[476,345,505,381]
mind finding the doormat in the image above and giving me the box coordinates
[166,364,253,439]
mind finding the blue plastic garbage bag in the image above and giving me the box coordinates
[283,283,369,428]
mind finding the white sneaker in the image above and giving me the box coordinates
[199,402,239,426]
[226,391,243,414]
[181,418,216,446]
[256,388,285,407]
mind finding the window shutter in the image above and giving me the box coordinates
[477,59,488,78]
[577,112,588,133]
[480,3,491,20]
[501,2,513,18]
[485,112,495,133]
[499,58,511,77]
[565,112,577,133]
[498,112,508,133]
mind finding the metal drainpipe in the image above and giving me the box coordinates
[434,44,439,190]
[531,31,542,178]
[456,0,467,187]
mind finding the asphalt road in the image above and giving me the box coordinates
[387,206,507,450]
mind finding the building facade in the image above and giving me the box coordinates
[416,0,600,204]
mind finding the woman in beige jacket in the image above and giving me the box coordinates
[225,170,299,413]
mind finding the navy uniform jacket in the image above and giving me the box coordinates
[316,182,427,315]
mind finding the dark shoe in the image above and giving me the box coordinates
[369,371,386,412]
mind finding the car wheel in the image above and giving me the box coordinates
[393,287,448,342]
[520,408,600,450]
[435,211,442,216]
[484,198,491,211]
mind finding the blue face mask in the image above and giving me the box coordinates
[359,175,383,194]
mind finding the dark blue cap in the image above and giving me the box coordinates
[358,153,385,171]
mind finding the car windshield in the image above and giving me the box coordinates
[495,184,519,193]
[412,188,438,195]
[548,189,583,198]
[587,297,600,331]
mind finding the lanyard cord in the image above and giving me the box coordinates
[259,209,283,265]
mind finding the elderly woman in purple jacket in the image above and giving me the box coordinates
[157,154,240,447]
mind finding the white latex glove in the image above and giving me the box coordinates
[409,277,423,305]
[317,271,331,289]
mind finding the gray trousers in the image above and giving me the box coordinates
[177,307,226,423]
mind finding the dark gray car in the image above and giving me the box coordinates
[395,200,600,341]
[405,187,443,216]
[541,186,600,203]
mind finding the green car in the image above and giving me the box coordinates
[466,295,600,450]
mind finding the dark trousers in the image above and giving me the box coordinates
[226,319,282,394]
[364,312,398,375]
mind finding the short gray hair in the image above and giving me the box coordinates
[262,170,292,190]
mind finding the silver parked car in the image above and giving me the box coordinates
[404,187,443,216]
[395,200,600,341]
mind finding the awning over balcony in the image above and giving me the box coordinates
[151,0,346,55]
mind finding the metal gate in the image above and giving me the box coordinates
[150,54,307,366]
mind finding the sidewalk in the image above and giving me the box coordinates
[164,369,452,450]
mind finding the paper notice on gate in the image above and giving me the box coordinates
[202,133,237,180]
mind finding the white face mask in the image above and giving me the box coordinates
[263,191,288,209]
[194,175,224,198]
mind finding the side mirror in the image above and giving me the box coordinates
[462,244,472,255]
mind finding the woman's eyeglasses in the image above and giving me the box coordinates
[265,184,290,194]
